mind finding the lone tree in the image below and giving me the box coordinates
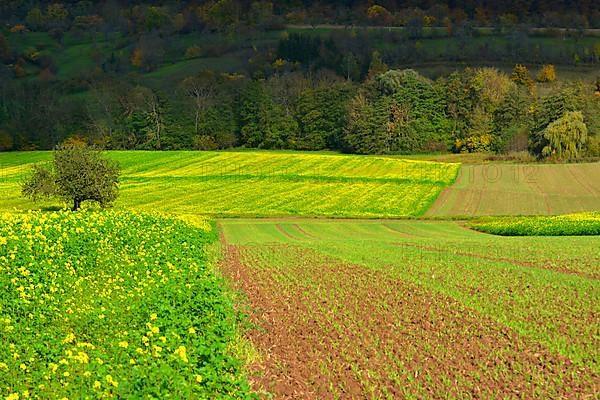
[22,141,120,211]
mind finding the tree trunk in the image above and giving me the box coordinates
[72,199,81,212]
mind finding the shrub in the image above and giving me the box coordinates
[537,64,557,82]
[193,135,218,150]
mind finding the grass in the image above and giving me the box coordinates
[0,150,460,218]
[0,210,255,399]
[220,218,599,397]
[426,163,600,216]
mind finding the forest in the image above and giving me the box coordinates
[1,1,599,160]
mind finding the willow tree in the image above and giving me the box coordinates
[541,111,588,160]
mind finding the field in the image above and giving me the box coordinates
[0,210,256,399]
[7,29,600,86]
[1,150,598,398]
[426,163,600,216]
[220,219,599,398]
[471,212,600,236]
[0,212,258,398]
[0,151,459,217]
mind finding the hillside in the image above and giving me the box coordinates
[0,150,459,217]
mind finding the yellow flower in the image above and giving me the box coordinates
[173,346,188,363]
[6,394,19,400]
[93,381,101,389]
[150,313,158,321]
[105,374,118,388]
[195,375,202,383]
[146,323,160,335]
[188,327,196,335]
[118,341,128,348]
[83,371,91,378]
[0,362,8,371]
[73,351,89,364]
[62,333,76,344]
[63,371,70,377]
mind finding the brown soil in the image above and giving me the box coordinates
[220,243,598,399]
[275,224,301,240]
[292,224,317,239]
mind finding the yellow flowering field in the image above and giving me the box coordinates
[0,151,460,217]
[0,210,255,399]
[470,212,600,235]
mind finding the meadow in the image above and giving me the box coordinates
[220,219,599,398]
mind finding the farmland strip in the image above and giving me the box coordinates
[221,243,598,399]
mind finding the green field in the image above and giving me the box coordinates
[7,29,600,85]
[219,218,599,397]
[0,151,459,217]
[1,150,598,398]
[427,163,600,216]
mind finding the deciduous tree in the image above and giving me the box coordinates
[542,111,588,160]
[22,141,120,211]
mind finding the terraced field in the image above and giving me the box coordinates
[427,163,600,216]
[0,151,458,217]
[220,219,599,398]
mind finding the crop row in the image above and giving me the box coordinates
[223,243,597,398]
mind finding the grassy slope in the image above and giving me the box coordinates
[220,219,600,374]
[6,29,600,86]
[426,163,600,216]
[0,150,459,217]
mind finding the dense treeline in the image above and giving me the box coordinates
[1,1,600,31]
[1,63,599,160]
[1,1,599,160]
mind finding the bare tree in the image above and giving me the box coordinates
[127,86,164,149]
[180,71,217,134]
